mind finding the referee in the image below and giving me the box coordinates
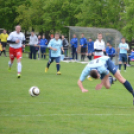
[0,29,8,56]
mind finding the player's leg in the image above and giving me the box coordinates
[43,49,46,59]
[56,57,61,75]
[75,48,77,60]
[8,47,15,70]
[123,54,127,71]
[114,71,134,99]
[16,48,23,78]
[119,54,123,71]
[3,43,7,56]
[45,57,54,72]
[107,59,134,102]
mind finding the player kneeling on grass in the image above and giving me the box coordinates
[45,33,64,75]
[7,25,25,78]
[77,56,134,105]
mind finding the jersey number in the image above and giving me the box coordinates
[90,59,99,64]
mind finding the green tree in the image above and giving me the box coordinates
[75,0,124,30]
[0,0,26,30]
[121,0,134,41]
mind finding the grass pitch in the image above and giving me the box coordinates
[0,56,134,134]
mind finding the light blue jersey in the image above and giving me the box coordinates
[48,38,62,57]
[80,56,110,81]
[118,43,129,54]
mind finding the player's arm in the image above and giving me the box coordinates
[47,40,57,51]
[61,46,64,53]
[77,69,89,93]
[77,79,88,93]
[7,33,19,44]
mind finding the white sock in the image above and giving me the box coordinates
[17,62,22,74]
[8,61,12,67]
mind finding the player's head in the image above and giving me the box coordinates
[107,42,110,46]
[15,25,21,33]
[97,33,103,40]
[55,33,60,40]
[121,37,126,43]
[90,70,100,79]
[73,34,76,38]
[31,30,35,36]
[42,34,45,39]
[81,33,84,38]
[61,35,65,39]
[50,34,54,39]
[89,38,92,42]
[38,35,41,39]
[3,29,6,34]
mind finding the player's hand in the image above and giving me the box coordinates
[81,89,88,93]
[95,83,103,90]
[15,40,20,44]
[23,45,25,48]
[52,48,57,51]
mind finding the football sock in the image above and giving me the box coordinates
[17,62,22,74]
[124,64,126,70]
[47,62,51,68]
[119,64,122,70]
[3,50,6,55]
[56,64,60,72]
[87,56,90,60]
[123,80,134,97]
[108,76,113,85]
[8,61,12,67]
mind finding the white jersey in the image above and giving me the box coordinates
[7,31,25,49]
[94,39,105,56]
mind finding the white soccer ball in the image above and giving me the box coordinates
[29,86,40,97]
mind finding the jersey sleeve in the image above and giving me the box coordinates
[7,33,13,41]
[118,43,121,49]
[47,39,52,47]
[79,67,90,82]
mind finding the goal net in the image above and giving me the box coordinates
[66,26,122,64]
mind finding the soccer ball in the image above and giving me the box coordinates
[29,86,40,97]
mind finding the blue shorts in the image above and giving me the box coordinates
[119,54,127,62]
[49,57,60,63]
[101,59,118,79]
[88,50,94,54]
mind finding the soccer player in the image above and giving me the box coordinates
[62,35,69,57]
[106,43,116,60]
[39,35,48,59]
[80,33,87,61]
[78,56,134,104]
[118,37,129,72]
[45,33,64,75]
[87,38,94,60]
[94,33,105,59]
[70,34,78,60]
[0,29,8,56]
[7,25,25,78]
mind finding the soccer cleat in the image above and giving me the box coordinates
[87,76,93,81]
[8,67,11,71]
[17,74,21,78]
[45,67,49,73]
[57,71,61,75]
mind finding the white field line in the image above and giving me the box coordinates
[0,101,131,109]
[0,114,133,117]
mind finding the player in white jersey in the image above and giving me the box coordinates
[78,56,134,105]
[7,25,25,78]
[94,33,105,59]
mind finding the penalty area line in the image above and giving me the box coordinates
[0,114,133,117]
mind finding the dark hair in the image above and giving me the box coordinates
[98,33,102,35]
[90,70,98,79]
[121,37,125,40]
[133,48,134,51]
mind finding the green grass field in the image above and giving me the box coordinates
[0,56,134,134]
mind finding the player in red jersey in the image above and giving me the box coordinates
[7,25,25,78]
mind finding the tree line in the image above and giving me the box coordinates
[0,0,133,41]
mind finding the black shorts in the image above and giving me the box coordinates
[81,47,86,53]
[1,42,7,47]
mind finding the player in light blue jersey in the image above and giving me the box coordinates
[45,33,64,75]
[118,37,129,71]
[78,56,134,105]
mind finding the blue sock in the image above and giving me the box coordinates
[123,80,134,97]
[109,76,113,85]
[56,64,60,72]
[119,64,122,70]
